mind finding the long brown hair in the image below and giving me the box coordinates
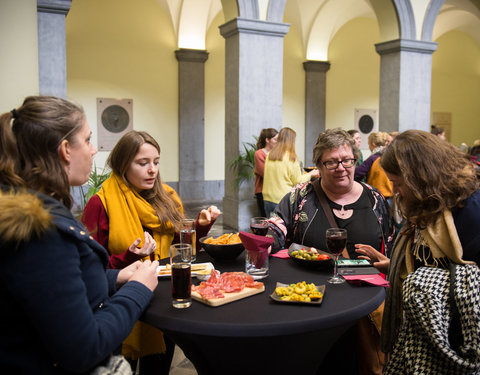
[268,127,297,162]
[256,128,278,150]
[0,96,85,208]
[381,130,479,231]
[107,130,185,231]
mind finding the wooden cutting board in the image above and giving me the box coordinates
[192,284,265,307]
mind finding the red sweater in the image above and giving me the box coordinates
[82,195,214,268]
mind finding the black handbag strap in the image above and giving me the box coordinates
[312,179,338,229]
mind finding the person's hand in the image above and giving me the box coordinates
[117,260,143,287]
[198,205,222,226]
[122,259,159,292]
[309,169,320,178]
[355,244,390,274]
[128,232,157,257]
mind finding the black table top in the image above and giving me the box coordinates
[143,250,385,338]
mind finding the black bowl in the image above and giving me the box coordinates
[199,235,245,262]
[288,243,334,270]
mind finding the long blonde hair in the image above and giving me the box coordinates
[268,127,297,162]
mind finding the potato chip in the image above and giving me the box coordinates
[203,233,241,245]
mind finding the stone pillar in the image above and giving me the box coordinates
[37,0,71,98]
[175,49,209,201]
[303,61,330,165]
[220,18,290,231]
[375,39,437,133]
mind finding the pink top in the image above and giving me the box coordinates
[254,149,267,194]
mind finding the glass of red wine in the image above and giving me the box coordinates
[326,228,347,284]
[250,217,268,236]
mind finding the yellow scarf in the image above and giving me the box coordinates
[97,173,183,260]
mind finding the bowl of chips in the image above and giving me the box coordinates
[199,233,245,262]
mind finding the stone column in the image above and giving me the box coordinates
[375,39,437,133]
[220,18,290,231]
[175,49,209,201]
[37,0,71,98]
[303,61,330,165]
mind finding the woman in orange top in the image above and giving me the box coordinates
[254,128,278,217]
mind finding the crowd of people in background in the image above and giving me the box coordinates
[1,93,479,374]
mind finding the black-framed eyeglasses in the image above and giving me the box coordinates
[322,158,357,170]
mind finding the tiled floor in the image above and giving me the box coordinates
[168,199,232,374]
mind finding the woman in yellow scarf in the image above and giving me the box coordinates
[82,130,221,374]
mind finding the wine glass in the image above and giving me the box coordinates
[250,217,268,236]
[326,228,347,284]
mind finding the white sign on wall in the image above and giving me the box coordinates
[354,108,378,150]
[97,98,133,151]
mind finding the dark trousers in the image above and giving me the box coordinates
[255,193,267,217]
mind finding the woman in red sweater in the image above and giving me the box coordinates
[82,130,220,374]
[254,128,278,217]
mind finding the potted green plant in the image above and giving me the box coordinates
[72,164,111,215]
[229,137,257,189]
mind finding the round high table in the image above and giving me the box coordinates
[143,251,385,375]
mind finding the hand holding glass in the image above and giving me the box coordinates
[326,228,347,284]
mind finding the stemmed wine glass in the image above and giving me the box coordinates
[326,228,347,284]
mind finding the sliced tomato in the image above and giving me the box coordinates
[318,254,330,260]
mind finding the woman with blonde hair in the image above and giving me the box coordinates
[262,127,319,217]
[82,130,221,374]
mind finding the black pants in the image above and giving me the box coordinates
[255,192,267,217]
[128,335,175,375]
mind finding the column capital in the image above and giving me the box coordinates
[303,60,331,73]
[37,0,71,15]
[219,18,290,39]
[375,39,437,55]
[175,49,209,63]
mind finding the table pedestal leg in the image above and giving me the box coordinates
[165,322,355,375]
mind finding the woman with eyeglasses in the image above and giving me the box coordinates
[268,128,393,260]
[266,128,394,375]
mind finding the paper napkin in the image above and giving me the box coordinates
[342,274,389,287]
[239,231,274,268]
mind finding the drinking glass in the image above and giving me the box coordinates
[250,217,268,236]
[326,228,347,284]
[170,243,192,308]
[180,218,196,262]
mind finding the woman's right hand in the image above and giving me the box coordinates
[309,169,320,178]
[355,244,390,274]
[128,231,157,257]
[127,259,159,292]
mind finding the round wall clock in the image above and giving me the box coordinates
[101,104,130,133]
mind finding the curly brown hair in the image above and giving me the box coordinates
[380,130,479,231]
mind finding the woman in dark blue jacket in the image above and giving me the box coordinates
[0,96,159,374]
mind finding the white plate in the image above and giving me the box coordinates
[156,262,215,280]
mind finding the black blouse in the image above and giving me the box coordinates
[301,185,383,259]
